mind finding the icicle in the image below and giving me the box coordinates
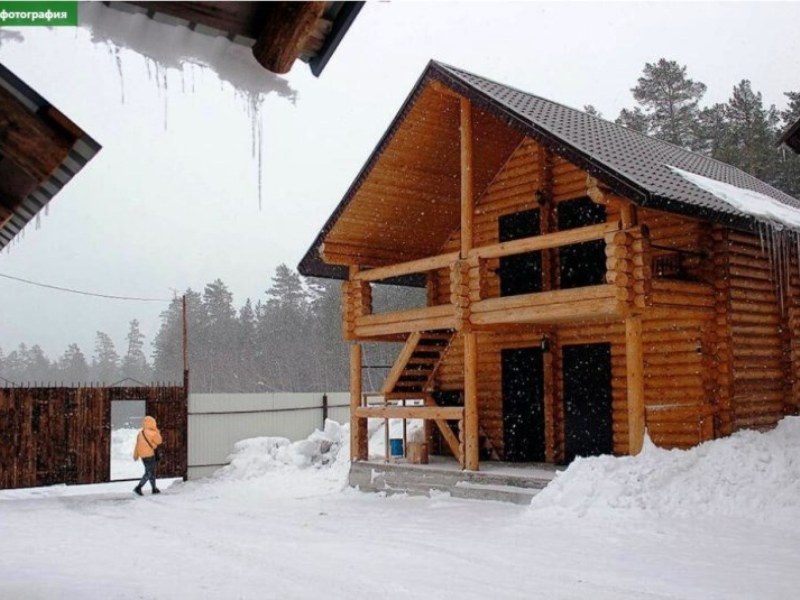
[162,67,169,132]
[114,46,126,104]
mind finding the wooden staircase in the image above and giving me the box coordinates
[381,331,454,396]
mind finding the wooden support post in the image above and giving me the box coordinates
[625,315,645,454]
[460,97,474,259]
[463,331,479,470]
[350,342,367,461]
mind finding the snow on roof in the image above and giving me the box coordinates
[669,165,800,231]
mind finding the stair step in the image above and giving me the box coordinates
[398,375,428,382]
[451,482,540,505]
[420,332,452,339]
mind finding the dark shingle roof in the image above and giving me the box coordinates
[433,62,800,229]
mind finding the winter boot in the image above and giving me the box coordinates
[133,486,143,496]
[152,488,161,494]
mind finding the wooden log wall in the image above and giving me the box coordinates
[0,386,186,490]
[716,231,787,432]
[341,278,372,340]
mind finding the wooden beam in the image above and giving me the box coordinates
[470,285,617,314]
[354,406,465,420]
[470,222,620,260]
[626,315,646,455]
[470,296,623,326]
[460,97,474,259]
[434,419,462,463]
[320,240,429,267]
[252,2,326,74]
[354,252,459,282]
[350,340,367,461]
[354,305,456,337]
[380,333,422,394]
[463,331,479,470]
[0,85,72,183]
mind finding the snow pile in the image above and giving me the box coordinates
[669,165,800,229]
[531,417,800,523]
[214,419,350,485]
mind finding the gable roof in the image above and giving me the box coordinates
[779,116,800,154]
[299,61,800,281]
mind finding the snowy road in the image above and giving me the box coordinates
[2,421,799,599]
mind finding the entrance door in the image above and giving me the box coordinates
[502,347,545,462]
[562,343,613,463]
[499,209,542,296]
[557,197,606,289]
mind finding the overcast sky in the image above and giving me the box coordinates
[1,1,799,361]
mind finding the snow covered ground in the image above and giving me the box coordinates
[2,419,800,599]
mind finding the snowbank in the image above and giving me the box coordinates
[214,419,351,486]
[531,417,800,523]
[110,427,141,480]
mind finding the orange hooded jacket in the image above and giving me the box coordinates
[133,416,163,461]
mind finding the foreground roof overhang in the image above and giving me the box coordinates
[299,61,800,282]
[0,63,101,251]
[113,1,364,76]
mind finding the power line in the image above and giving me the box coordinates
[0,272,173,302]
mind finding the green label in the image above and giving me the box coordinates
[0,1,78,26]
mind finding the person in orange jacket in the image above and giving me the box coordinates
[133,415,163,496]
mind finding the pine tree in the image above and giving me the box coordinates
[615,107,648,133]
[258,265,312,391]
[57,343,89,384]
[583,105,602,119]
[201,279,238,391]
[152,296,185,384]
[775,90,800,198]
[782,91,800,124]
[24,344,54,384]
[121,319,151,384]
[617,59,706,148]
[91,331,120,384]
[721,80,780,182]
[235,299,259,392]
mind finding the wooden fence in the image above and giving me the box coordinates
[0,385,187,490]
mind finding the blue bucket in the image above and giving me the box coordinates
[389,438,404,457]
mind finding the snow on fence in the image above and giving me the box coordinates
[188,392,349,479]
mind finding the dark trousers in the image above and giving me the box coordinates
[137,456,157,490]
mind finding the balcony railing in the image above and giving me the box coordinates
[342,221,652,338]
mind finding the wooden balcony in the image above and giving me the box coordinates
[343,222,652,338]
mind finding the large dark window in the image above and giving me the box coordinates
[498,209,542,297]
[557,197,607,289]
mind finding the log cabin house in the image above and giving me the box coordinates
[0,63,100,250]
[299,61,800,470]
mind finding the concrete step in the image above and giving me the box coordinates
[450,482,541,505]
[349,461,555,505]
